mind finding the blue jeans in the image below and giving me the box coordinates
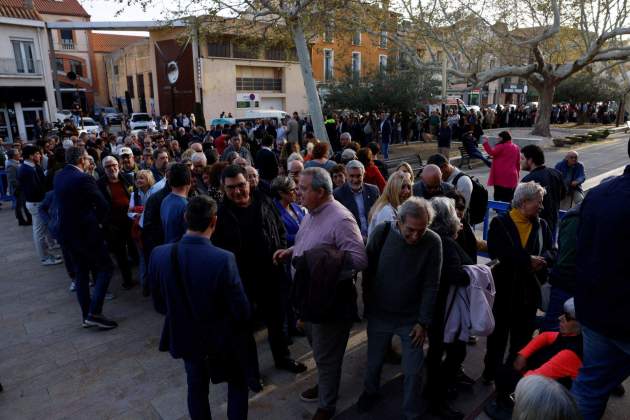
[69,240,113,319]
[381,142,390,160]
[540,286,572,332]
[468,148,492,167]
[184,358,248,420]
[571,326,630,420]
[364,317,424,420]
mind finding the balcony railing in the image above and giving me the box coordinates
[0,58,42,76]
[61,39,74,50]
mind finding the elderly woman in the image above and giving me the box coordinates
[357,147,386,192]
[425,196,474,419]
[128,169,156,291]
[367,171,412,237]
[483,181,555,384]
[330,164,348,189]
[511,375,581,420]
[485,298,583,419]
[271,176,305,247]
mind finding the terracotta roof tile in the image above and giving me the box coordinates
[0,0,89,18]
[0,4,42,20]
[90,33,147,53]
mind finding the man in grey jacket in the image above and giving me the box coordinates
[358,197,443,419]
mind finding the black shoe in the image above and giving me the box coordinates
[276,358,307,374]
[300,385,318,402]
[247,378,264,393]
[356,391,380,413]
[456,370,476,387]
[18,221,31,226]
[85,314,118,329]
[384,347,402,365]
[122,281,138,290]
[612,384,626,397]
[429,402,464,420]
[0,382,3,392]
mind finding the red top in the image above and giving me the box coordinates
[109,181,130,223]
[214,135,228,156]
[518,331,582,380]
[483,140,520,189]
[365,164,386,192]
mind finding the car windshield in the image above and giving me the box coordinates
[132,114,151,122]
[83,120,97,126]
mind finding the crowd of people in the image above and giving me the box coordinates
[0,110,628,420]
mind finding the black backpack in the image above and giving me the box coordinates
[453,172,488,225]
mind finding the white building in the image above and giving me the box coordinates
[0,2,56,142]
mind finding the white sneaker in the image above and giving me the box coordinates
[41,256,63,266]
[105,292,115,300]
[69,281,76,292]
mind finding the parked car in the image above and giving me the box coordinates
[56,109,73,123]
[78,117,101,135]
[128,113,156,130]
[94,106,119,117]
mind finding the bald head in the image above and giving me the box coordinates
[190,142,203,153]
[565,150,578,166]
[422,164,442,186]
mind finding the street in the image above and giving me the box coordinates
[0,135,628,420]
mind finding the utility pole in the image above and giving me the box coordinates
[441,57,447,119]
[47,28,63,110]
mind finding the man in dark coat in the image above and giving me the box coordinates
[149,195,251,420]
[333,160,379,240]
[520,144,566,236]
[54,147,117,329]
[212,165,306,386]
[413,164,454,199]
[254,135,279,182]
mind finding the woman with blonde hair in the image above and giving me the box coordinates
[128,169,156,294]
[396,161,415,183]
[367,171,413,237]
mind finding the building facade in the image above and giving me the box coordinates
[0,2,56,142]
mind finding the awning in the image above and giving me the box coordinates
[0,86,47,103]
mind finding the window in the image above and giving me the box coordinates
[60,29,74,50]
[137,74,145,98]
[352,31,361,46]
[127,76,134,98]
[351,52,361,78]
[324,24,334,43]
[235,77,282,91]
[380,31,388,48]
[379,55,387,74]
[11,40,36,74]
[324,49,334,82]
[207,40,231,58]
[113,65,119,75]
[70,60,82,77]
[233,43,258,59]
[148,72,154,97]
[265,47,287,61]
[55,58,64,72]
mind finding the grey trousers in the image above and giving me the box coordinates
[305,320,353,412]
[364,317,424,420]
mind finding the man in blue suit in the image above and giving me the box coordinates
[149,195,251,420]
[54,147,117,329]
[333,160,380,241]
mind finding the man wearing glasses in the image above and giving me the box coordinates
[213,165,306,392]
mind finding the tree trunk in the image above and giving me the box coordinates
[531,83,555,137]
[290,22,329,142]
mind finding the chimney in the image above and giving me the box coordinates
[24,0,34,8]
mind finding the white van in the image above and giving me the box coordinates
[237,109,289,125]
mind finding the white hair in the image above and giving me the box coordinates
[430,197,460,237]
[345,159,365,173]
[512,181,546,208]
[340,132,352,141]
[302,167,333,195]
[287,158,304,172]
[513,375,581,420]
[398,197,434,224]
[287,152,304,165]
[102,155,118,167]
[191,152,207,165]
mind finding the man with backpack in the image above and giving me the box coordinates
[357,197,442,419]
[427,154,489,226]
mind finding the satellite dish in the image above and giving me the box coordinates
[167,61,179,84]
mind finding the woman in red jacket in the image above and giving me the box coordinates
[357,147,386,192]
[483,131,520,203]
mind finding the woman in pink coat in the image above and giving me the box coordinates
[483,131,520,202]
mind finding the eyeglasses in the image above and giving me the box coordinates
[224,182,248,191]
[104,164,118,169]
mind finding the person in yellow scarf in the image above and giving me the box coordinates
[483,181,554,384]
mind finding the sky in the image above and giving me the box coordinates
[82,0,163,36]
